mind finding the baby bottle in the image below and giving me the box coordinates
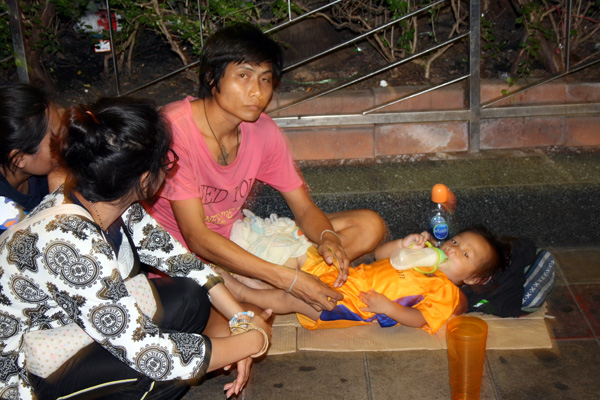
[390,242,447,273]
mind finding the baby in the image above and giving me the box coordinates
[219,227,504,334]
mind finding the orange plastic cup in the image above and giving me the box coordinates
[446,316,488,400]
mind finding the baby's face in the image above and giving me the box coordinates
[440,232,492,284]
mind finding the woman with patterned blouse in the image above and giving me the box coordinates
[0,97,270,400]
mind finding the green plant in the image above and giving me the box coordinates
[2,0,294,85]
[508,0,600,82]
[481,17,507,60]
[2,0,88,86]
[301,0,468,78]
[0,2,12,69]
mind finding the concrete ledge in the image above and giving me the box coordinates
[246,149,600,247]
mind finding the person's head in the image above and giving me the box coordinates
[57,97,174,204]
[198,23,283,100]
[0,83,60,176]
[439,226,506,286]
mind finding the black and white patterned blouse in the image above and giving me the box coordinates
[0,187,223,400]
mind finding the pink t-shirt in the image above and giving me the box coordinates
[145,97,303,248]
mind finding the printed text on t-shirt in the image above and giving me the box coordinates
[200,178,255,204]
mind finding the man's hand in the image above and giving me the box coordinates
[317,232,350,288]
[290,270,343,311]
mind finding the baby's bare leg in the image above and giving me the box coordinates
[215,266,320,320]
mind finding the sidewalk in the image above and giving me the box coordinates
[184,148,600,399]
[185,246,600,399]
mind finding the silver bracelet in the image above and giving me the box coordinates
[320,229,340,243]
[285,268,299,293]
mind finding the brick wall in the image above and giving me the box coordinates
[268,80,600,161]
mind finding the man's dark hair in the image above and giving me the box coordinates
[198,23,283,99]
[0,83,51,171]
[58,97,171,203]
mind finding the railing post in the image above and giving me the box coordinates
[469,0,481,153]
[6,0,29,83]
[105,0,121,96]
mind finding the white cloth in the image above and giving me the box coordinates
[230,209,312,265]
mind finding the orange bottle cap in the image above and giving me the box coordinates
[431,183,449,203]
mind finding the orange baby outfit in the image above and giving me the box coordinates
[297,247,461,334]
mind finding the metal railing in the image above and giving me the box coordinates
[6,0,600,153]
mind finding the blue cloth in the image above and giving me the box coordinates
[0,172,48,212]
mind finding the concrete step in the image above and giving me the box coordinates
[247,148,600,247]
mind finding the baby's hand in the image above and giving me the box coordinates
[401,231,431,249]
[359,289,393,314]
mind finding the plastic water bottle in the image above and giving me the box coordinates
[389,245,447,271]
[429,203,449,245]
[429,184,455,246]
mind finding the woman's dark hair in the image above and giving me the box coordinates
[462,225,511,279]
[57,97,171,203]
[0,83,51,170]
[198,23,283,99]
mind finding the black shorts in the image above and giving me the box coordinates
[29,277,212,400]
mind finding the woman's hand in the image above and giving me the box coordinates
[221,308,272,397]
[223,357,253,397]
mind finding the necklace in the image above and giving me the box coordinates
[88,202,106,231]
[203,100,239,166]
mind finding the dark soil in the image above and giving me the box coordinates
[4,2,599,108]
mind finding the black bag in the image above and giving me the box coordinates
[460,237,554,317]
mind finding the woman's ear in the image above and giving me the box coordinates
[9,149,26,169]
[139,171,152,192]
[138,171,163,200]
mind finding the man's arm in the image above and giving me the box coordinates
[280,187,350,287]
[170,197,342,311]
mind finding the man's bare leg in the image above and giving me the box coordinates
[328,209,386,261]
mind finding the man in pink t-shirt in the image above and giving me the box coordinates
[147,97,302,245]
[145,24,385,312]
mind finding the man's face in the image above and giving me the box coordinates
[212,61,274,123]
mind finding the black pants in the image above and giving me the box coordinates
[30,277,212,400]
